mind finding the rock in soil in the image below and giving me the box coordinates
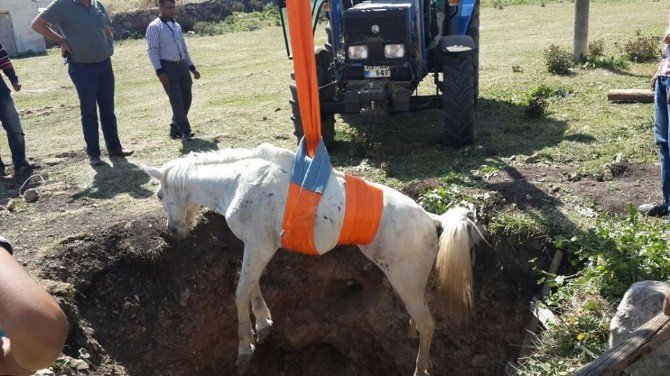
[23,188,38,202]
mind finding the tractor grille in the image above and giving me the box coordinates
[343,0,413,63]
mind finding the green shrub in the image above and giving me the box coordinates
[517,207,670,375]
[583,55,629,70]
[624,30,660,63]
[192,6,280,36]
[523,83,572,119]
[556,206,670,300]
[588,39,605,57]
[544,44,575,75]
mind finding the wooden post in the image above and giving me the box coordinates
[573,0,589,63]
[607,89,654,103]
[573,312,670,375]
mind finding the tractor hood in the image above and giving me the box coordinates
[343,0,415,53]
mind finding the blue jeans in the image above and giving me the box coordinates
[68,58,122,157]
[0,94,26,171]
[654,76,670,211]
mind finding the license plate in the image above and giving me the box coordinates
[364,66,391,78]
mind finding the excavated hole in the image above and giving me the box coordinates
[38,211,548,375]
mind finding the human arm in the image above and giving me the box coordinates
[0,243,68,374]
[146,24,170,86]
[0,43,20,92]
[180,31,199,79]
[30,16,71,57]
[664,290,670,316]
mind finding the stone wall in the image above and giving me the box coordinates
[111,0,271,39]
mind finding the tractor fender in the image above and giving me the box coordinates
[439,35,476,55]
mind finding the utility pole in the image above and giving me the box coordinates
[573,0,589,63]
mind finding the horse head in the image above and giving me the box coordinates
[142,164,200,239]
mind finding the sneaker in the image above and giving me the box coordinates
[89,155,104,166]
[638,203,668,217]
[109,149,134,157]
[181,134,193,142]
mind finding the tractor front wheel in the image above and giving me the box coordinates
[441,49,475,147]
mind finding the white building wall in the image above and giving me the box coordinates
[0,0,46,56]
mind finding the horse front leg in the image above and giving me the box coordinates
[251,282,273,343]
[235,244,276,374]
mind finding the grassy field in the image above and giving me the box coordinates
[2,0,670,373]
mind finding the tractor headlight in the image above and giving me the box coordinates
[384,44,405,58]
[348,45,368,60]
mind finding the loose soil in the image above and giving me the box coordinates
[0,154,662,376]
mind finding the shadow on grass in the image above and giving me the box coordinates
[330,97,591,182]
[71,158,153,200]
[180,137,220,154]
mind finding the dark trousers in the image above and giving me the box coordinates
[161,60,193,137]
[0,94,26,171]
[68,58,123,157]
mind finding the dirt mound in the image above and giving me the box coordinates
[36,211,541,376]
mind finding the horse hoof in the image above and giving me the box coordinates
[236,352,253,375]
[256,325,272,343]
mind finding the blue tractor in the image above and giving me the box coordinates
[277,0,480,147]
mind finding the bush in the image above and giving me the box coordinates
[583,55,629,71]
[588,39,605,57]
[192,7,280,36]
[624,30,660,63]
[523,83,572,119]
[544,44,575,75]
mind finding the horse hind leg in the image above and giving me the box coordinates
[235,244,276,374]
[362,246,435,376]
[251,283,273,343]
[407,318,419,340]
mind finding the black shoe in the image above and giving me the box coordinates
[182,134,193,142]
[14,162,33,177]
[109,149,134,157]
[89,155,104,166]
[638,203,668,217]
[172,132,194,140]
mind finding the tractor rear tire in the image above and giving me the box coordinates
[290,47,336,147]
[467,1,480,104]
[442,50,475,147]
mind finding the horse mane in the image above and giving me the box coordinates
[160,143,295,195]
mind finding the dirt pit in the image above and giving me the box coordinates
[36,211,545,376]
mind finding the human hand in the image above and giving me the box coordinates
[193,70,201,80]
[158,73,170,86]
[664,291,670,316]
[60,40,71,57]
[11,82,21,92]
[652,73,659,91]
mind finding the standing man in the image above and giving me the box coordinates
[640,11,670,218]
[31,0,133,167]
[0,42,30,178]
[146,0,201,142]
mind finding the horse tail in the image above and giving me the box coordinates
[433,207,475,327]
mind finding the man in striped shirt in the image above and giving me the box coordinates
[640,12,670,218]
[146,0,201,141]
[0,42,30,178]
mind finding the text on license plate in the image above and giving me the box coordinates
[364,66,391,78]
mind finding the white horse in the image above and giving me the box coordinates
[143,143,482,376]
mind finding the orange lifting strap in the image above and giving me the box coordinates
[281,0,383,255]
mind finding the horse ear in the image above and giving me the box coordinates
[141,164,163,181]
